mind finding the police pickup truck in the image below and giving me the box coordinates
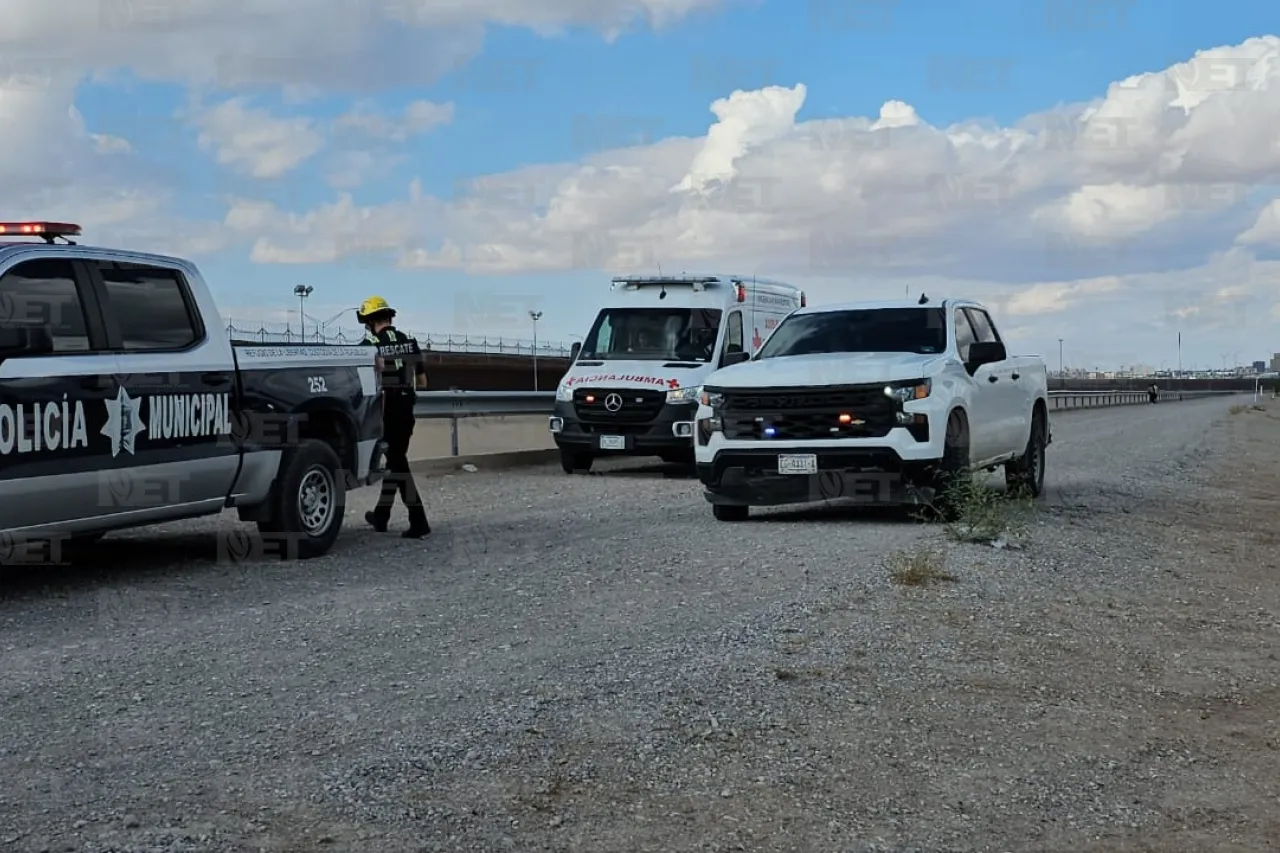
[0,221,384,558]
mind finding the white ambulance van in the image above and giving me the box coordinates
[549,274,804,473]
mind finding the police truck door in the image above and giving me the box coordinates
[0,257,121,530]
[86,259,238,518]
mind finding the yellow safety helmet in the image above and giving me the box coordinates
[356,295,395,323]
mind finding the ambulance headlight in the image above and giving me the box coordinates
[666,385,701,404]
[555,384,574,402]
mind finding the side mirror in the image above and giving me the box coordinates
[967,341,1006,367]
[569,341,581,361]
[722,350,750,367]
[0,325,53,359]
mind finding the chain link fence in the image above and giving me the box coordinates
[224,320,574,357]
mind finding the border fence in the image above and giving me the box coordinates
[224,320,575,357]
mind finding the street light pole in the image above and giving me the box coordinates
[293,284,313,341]
[529,310,543,391]
[1058,338,1064,389]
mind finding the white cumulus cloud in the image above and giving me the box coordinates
[192,97,325,178]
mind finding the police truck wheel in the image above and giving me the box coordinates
[712,503,749,521]
[257,439,346,559]
[560,449,593,474]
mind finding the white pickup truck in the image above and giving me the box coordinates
[693,297,1050,520]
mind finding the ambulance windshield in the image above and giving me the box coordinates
[579,307,722,361]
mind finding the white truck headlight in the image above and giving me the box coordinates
[555,384,574,402]
[698,389,724,409]
[884,380,930,402]
[666,385,701,404]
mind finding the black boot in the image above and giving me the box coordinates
[402,508,430,539]
[365,511,388,532]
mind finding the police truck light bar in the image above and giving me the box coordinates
[0,221,82,243]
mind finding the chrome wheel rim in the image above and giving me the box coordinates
[297,466,335,534]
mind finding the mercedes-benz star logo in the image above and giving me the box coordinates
[604,393,623,412]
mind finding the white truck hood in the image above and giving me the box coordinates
[560,360,709,393]
[704,352,946,388]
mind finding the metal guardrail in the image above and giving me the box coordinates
[413,389,1245,455]
[1049,389,1236,409]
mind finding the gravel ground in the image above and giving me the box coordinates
[1,394,1276,853]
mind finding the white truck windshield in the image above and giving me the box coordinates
[579,307,722,361]
[757,307,948,357]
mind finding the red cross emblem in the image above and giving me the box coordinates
[667,378,680,388]
[752,328,762,350]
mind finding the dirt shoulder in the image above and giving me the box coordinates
[1074,402,1280,853]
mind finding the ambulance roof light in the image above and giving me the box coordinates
[0,221,82,244]
[734,282,746,302]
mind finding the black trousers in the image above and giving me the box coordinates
[373,399,427,524]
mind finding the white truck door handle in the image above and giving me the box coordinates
[1011,372,1020,380]
[987,374,998,383]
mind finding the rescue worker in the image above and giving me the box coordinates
[357,296,431,538]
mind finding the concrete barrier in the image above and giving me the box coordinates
[408,415,555,472]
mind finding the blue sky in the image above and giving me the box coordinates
[17,1,1280,369]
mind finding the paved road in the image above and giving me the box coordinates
[0,394,1253,852]
[405,396,1221,461]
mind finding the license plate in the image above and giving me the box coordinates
[599,435,625,450]
[777,454,817,474]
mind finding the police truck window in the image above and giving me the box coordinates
[0,259,90,352]
[97,263,199,350]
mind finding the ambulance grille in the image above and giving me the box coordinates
[573,388,666,424]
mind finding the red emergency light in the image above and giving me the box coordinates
[0,221,82,243]
[734,282,746,302]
